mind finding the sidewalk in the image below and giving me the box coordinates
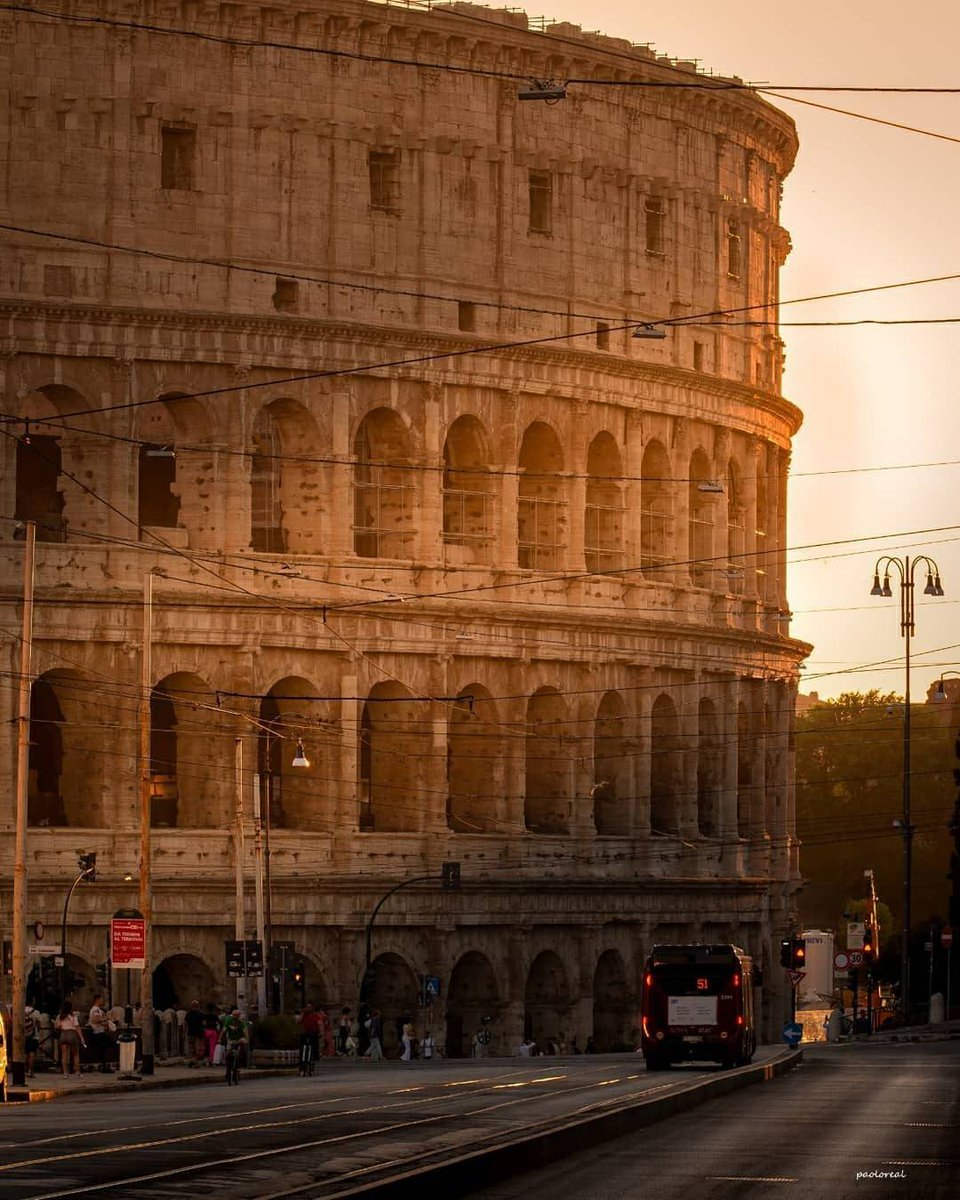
[848,1016,960,1045]
[7,1057,299,1103]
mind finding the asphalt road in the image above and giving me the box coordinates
[0,1052,776,1200]
[472,1041,960,1200]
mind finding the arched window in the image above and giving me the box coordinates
[442,416,493,564]
[447,686,501,832]
[650,693,681,835]
[353,410,416,559]
[737,701,752,837]
[755,452,769,600]
[360,683,426,832]
[250,408,284,552]
[16,436,65,542]
[518,423,566,571]
[524,688,570,834]
[585,433,624,573]
[688,448,715,586]
[726,458,745,594]
[138,400,180,532]
[697,697,722,837]
[149,674,222,829]
[640,440,673,576]
[593,691,628,835]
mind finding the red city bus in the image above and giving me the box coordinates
[640,943,756,1070]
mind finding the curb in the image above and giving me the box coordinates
[12,1065,299,1104]
[321,1049,803,1199]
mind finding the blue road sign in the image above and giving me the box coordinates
[781,1021,803,1046]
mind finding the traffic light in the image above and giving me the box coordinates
[791,937,806,968]
[293,962,305,988]
[862,923,874,956]
[441,860,461,891]
[78,851,97,881]
[96,960,110,986]
[779,938,792,968]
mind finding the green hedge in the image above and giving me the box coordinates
[253,1014,299,1049]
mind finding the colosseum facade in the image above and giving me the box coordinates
[1,0,807,1053]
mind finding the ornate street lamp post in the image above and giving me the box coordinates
[870,555,945,1020]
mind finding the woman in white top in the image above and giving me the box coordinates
[55,1000,85,1074]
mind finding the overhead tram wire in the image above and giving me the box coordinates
[8,2,960,154]
[7,3,960,95]
[5,249,960,424]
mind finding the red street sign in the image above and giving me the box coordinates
[942,926,953,949]
[111,917,146,969]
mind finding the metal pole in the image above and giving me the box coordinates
[901,558,913,1023]
[139,572,155,1075]
[252,774,267,1016]
[233,737,246,1017]
[11,520,35,1089]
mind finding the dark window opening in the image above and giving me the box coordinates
[272,278,299,311]
[596,321,610,351]
[359,708,374,831]
[257,695,287,830]
[28,679,66,826]
[150,689,179,828]
[15,436,65,542]
[161,126,196,191]
[458,300,476,332]
[726,219,742,279]
[138,444,180,530]
[529,170,553,234]
[369,149,400,210]
[43,265,73,296]
[250,414,285,553]
[693,341,705,372]
[645,196,666,255]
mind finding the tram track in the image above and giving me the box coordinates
[1,1054,796,1200]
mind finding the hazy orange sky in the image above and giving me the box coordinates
[511,0,960,701]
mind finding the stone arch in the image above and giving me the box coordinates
[524,950,572,1048]
[367,951,419,1057]
[697,696,722,837]
[447,685,502,833]
[12,385,104,541]
[593,690,629,835]
[524,687,570,835]
[755,453,769,600]
[442,414,494,564]
[688,446,715,586]
[518,421,567,571]
[360,682,429,833]
[353,407,417,559]
[137,392,217,547]
[584,431,624,573]
[150,672,224,828]
[446,950,499,1058]
[640,439,673,575]
[258,676,332,833]
[650,692,682,835]
[153,953,219,1013]
[593,949,631,1051]
[28,670,107,827]
[250,397,323,555]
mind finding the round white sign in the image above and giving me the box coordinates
[834,950,850,971]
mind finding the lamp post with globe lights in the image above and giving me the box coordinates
[870,554,945,1020]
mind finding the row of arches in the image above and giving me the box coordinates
[9,387,786,599]
[26,668,790,839]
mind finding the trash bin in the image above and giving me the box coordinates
[118,1033,137,1077]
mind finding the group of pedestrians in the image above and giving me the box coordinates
[184,1000,243,1067]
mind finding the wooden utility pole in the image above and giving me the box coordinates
[233,736,247,1016]
[139,572,155,1074]
[11,521,36,1089]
